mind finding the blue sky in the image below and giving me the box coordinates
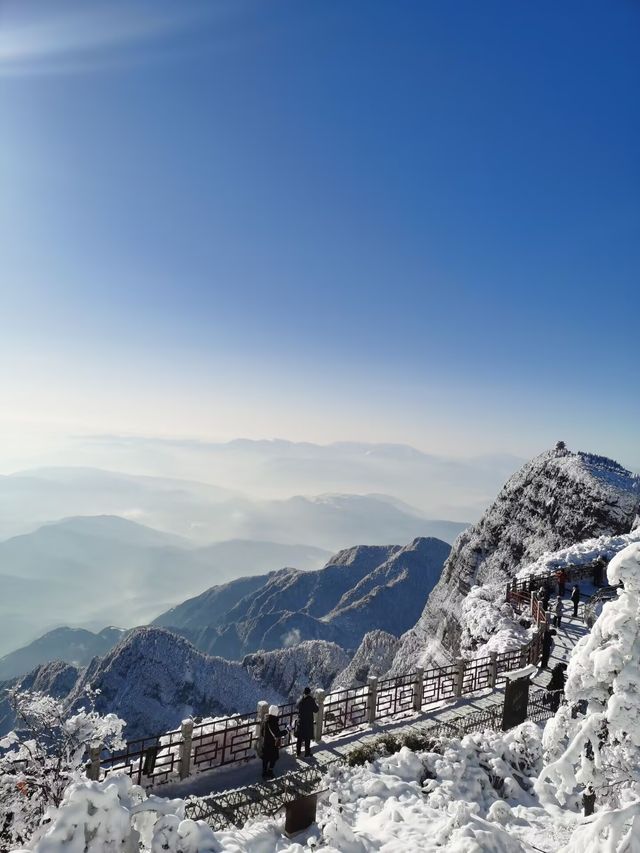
[1,0,638,469]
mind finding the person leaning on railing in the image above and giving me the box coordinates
[261,705,287,780]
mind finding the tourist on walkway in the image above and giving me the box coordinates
[542,586,551,612]
[262,705,287,779]
[541,629,556,669]
[556,569,568,597]
[593,557,606,587]
[555,596,564,628]
[571,584,581,618]
[546,662,567,711]
[296,687,319,758]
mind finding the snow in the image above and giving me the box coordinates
[389,447,639,674]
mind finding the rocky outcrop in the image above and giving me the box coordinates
[242,641,350,700]
[389,447,640,672]
[332,630,400,690]
[66,628,283,738]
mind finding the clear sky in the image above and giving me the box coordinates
[1,0,638,471]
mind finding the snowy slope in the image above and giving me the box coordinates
[390,446,640,672]
[0,659,81,736]
[242,640,350,699]
[65,628,284,739]
[332,630,400,689]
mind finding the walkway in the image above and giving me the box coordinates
[158,598,590,801]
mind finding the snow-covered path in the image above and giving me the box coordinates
[158,599,590,802]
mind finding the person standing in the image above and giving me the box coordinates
[542,586,551,612]
[555,595,564,628]
[546,662,567,711]
[593,557,606,587]
[296,687,318,758]
[541,629,556,669]
[262,705,286,779]
[571,584,581,618]
[557,569,568,598]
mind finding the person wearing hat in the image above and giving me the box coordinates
[296,687,319,758]
[262,705,287,779]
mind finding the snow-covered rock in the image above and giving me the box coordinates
[0,660,80,736]
[332,630,400,689]
[389,447,639,671]
[242,640,350,699]
[65,628,284,739]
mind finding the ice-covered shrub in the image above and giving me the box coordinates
[0,688,125,848]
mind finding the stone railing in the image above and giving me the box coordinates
[95,592,548,790]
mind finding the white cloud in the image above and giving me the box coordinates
[0,0,209,75]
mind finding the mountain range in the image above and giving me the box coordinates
[4,444,638,747]
[0,466,468,546]
[153,537,451,659]
[0,516,329,657]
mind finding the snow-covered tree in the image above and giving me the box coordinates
[537,543,640,850]
[0,688,125,848]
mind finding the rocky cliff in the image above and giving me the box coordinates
[389,446,640,672]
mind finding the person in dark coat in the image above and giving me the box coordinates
[593,557,606,587]
[571,584,581,618]
[541,587,551,613]
[555,595,564,628]
[557,569,568,598]
[546,662,567,711]
[262,705,287,779]
[296,687,318,757]
[541,629,556,669]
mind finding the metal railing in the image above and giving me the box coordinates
[184,686,556,833]
[99,558,582,789]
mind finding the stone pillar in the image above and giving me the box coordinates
[256,700,269,754]
[87,744,102,782]
[179,719,194,780]
[455,658,465,698]
[367,677,378,725]
[413,667,424,712]
[314,690,325,742]
[489,652,498,689]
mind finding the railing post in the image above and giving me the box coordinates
[489,652,498,689]
[455,658,465,698]
[314,690,325,742]
[367,676,378,725]
[413,667,424,712]
[87,744,102,781]
[256,700,269,754]
[179,719,194,780]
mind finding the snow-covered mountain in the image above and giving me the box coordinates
[154,537,450,659]
[0,659,80,735]
[389,446,640,673]
[242,640,350,699]
[65,628,284,739]
[332,630,400,690]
